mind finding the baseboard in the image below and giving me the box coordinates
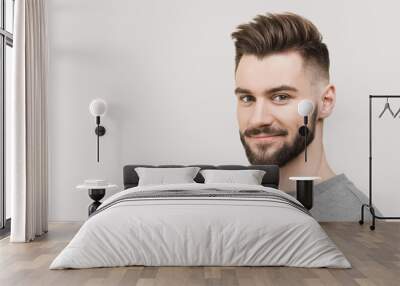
[48,220,85,224]
[0,218,11,239]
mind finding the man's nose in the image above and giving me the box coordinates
[248,100,275,127]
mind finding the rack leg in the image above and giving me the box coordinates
[359,204,366,225]
[370,206,376,230]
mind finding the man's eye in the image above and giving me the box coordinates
[272,94,290,103]
[239,95,254,103]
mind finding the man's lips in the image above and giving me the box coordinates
[247,134,284,142]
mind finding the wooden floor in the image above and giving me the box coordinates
[0,222,399,286]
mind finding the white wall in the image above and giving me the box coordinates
[47,0,400,221]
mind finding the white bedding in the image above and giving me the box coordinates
[49,183,351,269]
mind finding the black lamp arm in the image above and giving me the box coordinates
[94,116,106,162]
[298,116,309,162]
[304,117,308,162]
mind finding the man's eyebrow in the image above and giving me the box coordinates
[234,85,298,95]
[234,87,252,95]
[267,85,298,94]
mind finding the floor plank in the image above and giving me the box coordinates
[0,222,399,286]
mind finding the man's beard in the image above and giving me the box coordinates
[239,110,317,167]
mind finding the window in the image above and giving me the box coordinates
[0,0,14,234]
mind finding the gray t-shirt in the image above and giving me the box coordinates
[290,173,382,222]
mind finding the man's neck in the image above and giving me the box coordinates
[279,124,336,193]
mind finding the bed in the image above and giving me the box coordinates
[49,164,350,269]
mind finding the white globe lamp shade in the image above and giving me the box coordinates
[298,100,314,117]
[89,99,107,117]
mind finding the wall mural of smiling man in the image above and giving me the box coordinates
[231,12,381,221]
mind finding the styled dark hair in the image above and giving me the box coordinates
[231,12,330,80]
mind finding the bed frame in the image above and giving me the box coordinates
[123,164,279,189]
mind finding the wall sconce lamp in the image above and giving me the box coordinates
[89,99,107,162]
[297,100,314,162]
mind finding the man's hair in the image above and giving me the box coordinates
[231,12,330,81]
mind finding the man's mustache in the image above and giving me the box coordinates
[244,126,288,137]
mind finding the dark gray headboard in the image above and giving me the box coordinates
[123,164,279,189]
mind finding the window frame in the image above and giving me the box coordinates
[0,0,14,232]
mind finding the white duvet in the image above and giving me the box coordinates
[50,183,351,269]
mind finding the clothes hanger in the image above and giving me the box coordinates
[378,97,395,118]
[394,106,400,118]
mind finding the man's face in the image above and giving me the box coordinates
[235,51,318,167]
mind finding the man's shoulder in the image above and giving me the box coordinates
[314,173,368,201]
[311,173,375,221]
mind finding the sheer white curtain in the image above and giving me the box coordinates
[9,0,48,242]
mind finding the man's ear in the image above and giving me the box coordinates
[318,84,336,120]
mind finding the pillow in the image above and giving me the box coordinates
[135,167,201,186]
[200,169,266,185]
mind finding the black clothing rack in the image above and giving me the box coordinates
[359,95,400,230]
